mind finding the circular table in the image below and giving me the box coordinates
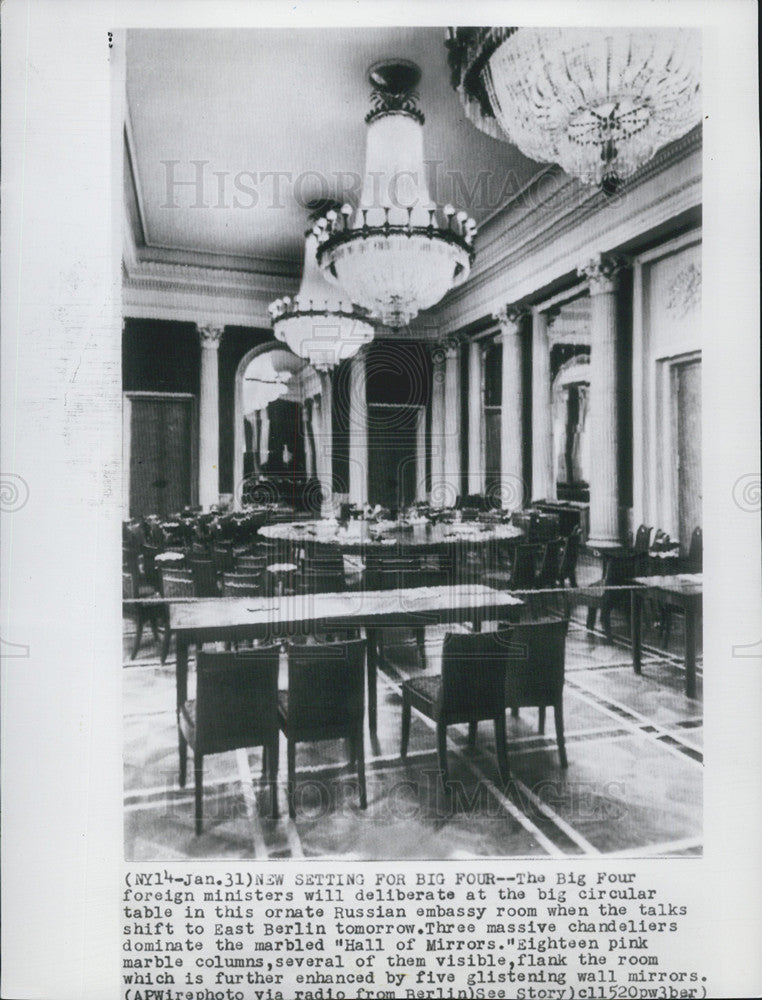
[258,518,524,556]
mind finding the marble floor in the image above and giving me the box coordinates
[123,593,703,861]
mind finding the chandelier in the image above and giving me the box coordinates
[446,28,701,194]
[268,206,375,370]
[315,60,477,329]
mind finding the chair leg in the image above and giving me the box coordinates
[149,609,161,642]
[194,754,204,836]
[287,739,297,820]
[268,736,279,819]
[493,714,510,786]
[586,606,597,632]
[261,744,268,780]
[554,701,568,769]
[414,627,426,668]
[400,691,411,759]
[178,728,187,788]
[436,721,449,788]
[661,607,673,649]
[511,706,519,718]
[354,726,367,810]
[160,613,172,664]
[468,721,477,749]
[538,705,546,734]
[131,609,145,659]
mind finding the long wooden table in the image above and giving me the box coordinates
[169,584,524,732]
[630,574,703,699]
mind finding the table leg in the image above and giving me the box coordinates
[631,589,643,676]
[685,602,698,699]
[176,635,189,710]
[365,627,377,735]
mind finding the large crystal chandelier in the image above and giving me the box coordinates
[268,205,375,370]
[315,60,477,329]
[446,28,701,195]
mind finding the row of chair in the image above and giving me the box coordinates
[181,617,569,834]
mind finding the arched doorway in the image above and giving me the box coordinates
[233,342,321,507]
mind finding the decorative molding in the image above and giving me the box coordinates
[493,304,528,335]
[434,128,702,333]
[197,323,225,348]
[578,254,629,295]
[666,261,702,317]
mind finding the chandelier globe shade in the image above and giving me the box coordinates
[446,27,701,194]
[315,60,477,329]
[268,226,375,372]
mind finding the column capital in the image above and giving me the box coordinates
[430,338,459,367]
[578,254,628,295]
[197,322,225,349]
[493,304,528,335]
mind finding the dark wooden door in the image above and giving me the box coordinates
[368,405,418,510]
[129,395,194,518]
[673,359,702,553]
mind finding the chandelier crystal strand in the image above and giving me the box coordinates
[448,28,701,193]
[316,60,477,329]
[268,226,374,371]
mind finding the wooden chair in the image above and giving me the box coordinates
[484,542,541,592]
[532,538,566,616]
[557,527,581,588]
[504,618,569,768]
[158,567,194,661]
[123,570,164,660]
[584,551,636,640]
[363,553,428,667]
[401,629,511,789]
[236,553,269,574]
[178,646,281,833]
[211,541,235,574]
[221,573,263,598]
[660,526,703,647]
[188,556,219,598]
[279,639,367,819]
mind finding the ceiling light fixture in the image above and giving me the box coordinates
[446,28,701,195]
[268,202,375,370]
[315,60,476,329]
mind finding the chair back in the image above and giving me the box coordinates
[364,553,422,591]
[195,647,280,755]
[686,526,703,571]
[503,618,568,706]
[286,639,366,737]
[300,545,346,593]
[161,567,195,598]
[188,556,219,598]
[236,553,269,574]
[535,538,565,588]
[510,543,541,590]
[222,572,262,598]
[439,630,510,724]
[212,541,235,574]
[633,524,653,553]
[141,542,163,592]
[558,527,581,585]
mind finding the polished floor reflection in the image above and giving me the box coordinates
[124,596,702,861]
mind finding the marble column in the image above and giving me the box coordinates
[467,339,483,495]
[429,346,447,507]
[495,306,527,512]
[531,307,554,503]
[317,369,334,517]
[348,349,368,508]
[197,323,223,509]
[578,254,624,546]
[442,341,462,504]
